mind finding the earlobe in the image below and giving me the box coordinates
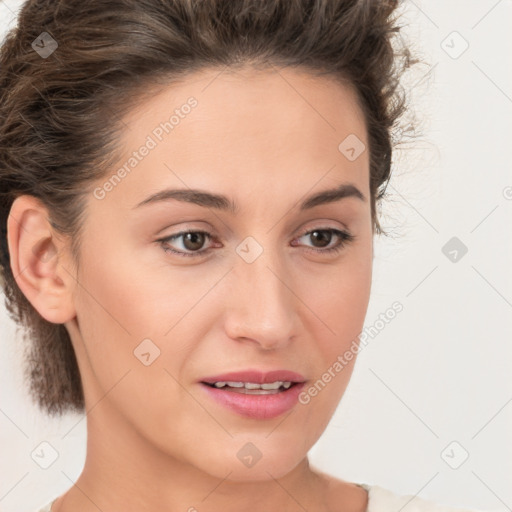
[7,195,77,324]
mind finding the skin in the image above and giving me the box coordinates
[8,66,373,512]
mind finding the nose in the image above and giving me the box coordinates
[223,251,297,351]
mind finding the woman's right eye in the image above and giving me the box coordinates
[157,230,215,258]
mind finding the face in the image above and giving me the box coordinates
[68,66,373,480]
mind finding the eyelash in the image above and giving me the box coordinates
[157,227,355,258]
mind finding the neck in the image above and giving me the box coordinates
[54,401,329,512]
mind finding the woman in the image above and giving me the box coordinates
[0,1,481,511]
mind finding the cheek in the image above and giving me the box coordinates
[73,249,194,431]
[300,244,372,351]
[74,240,221,388]
[295,261,371,427]
[77,239,202,338]
[292,243,372,418]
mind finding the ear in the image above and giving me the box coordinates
[7,195,77,324]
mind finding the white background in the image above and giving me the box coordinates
[0,1,511,511]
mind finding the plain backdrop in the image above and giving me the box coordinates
[1,1,511,511]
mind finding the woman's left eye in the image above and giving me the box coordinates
[157,228,355,258]
[294,228,355,255]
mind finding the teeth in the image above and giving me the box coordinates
[225,381,244,388]
[212,381,293,390]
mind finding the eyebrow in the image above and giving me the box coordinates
[133,183,366,214]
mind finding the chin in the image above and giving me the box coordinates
[194,441,306,482]
[222,459,301,482]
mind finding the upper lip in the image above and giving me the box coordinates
[200,369,307,385]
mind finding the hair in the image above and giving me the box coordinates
[0,0,422,417]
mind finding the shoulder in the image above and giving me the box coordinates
[318,474,369,512]
[360,483,484,512]
[316,471,484,512]
[36,498,56,512]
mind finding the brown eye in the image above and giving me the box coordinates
[293,228,355,255]
[158,230,214,257]
[181,232,207,251]
[309,229,333,248]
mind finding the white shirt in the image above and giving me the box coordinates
[358,483,485,512]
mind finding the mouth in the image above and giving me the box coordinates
[200,380,300,394]
[198,369,307,419]
[200,369,306,387]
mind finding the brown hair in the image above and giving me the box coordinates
[0,0,421,417]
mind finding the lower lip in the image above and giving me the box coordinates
[199,382,306,420]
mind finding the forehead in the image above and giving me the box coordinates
[124,63,366,154]
[99,66,369,213]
